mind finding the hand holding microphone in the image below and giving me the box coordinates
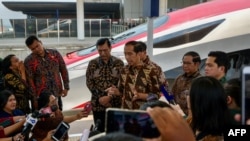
[21,106,58,136]
[160,85,176,105]
[21,111,39,135]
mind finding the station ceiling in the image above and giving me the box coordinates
[2,2,120,19]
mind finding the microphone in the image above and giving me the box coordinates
[39,105,58,115]
[21,105,58,136]
[21,111,39,135]
[160,85,176,105]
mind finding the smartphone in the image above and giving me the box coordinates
[84,103,92,114]
[52,121,70,141]
[105,108,160,138]
[241,66,250,124]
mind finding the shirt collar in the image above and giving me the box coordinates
[183,71,201,78]
[143,55,150,64]
[219,76,227,84]
[98,56,113,66]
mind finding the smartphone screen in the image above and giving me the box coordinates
[242,66,250,124]
[52,122,70,141]
[105,108,160,138]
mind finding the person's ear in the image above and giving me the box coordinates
[227,96,232,105]
[194,62,199,67]
[219,66,225,72]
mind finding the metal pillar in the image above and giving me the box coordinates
[77,0,84,40]
[159,0,168,16]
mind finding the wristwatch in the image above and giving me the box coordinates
[147,93,157,101]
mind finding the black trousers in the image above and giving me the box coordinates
[92,111,106,132]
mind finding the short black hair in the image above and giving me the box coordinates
[25,35,39,47]
[125,41,142,54]
[136,41,147,51]
[0,90,14,110]
[208,51,230,73]
[224,78,241,107]
[183,51,201,63]
[37,90,53,109]
[96,38,111,48]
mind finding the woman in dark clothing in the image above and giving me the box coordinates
[2,54,31,114]
[188,76,231,141]
[30,90,89,141]
[0,90,25,138]
[30,90,65,141]
[0,90,25,118]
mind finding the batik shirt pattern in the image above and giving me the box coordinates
[118,64,161,109]
[143,56,167,86]
[172,71,202,115]
[86,56,124,112]
[24,49,69,99]
[4,72,31,113]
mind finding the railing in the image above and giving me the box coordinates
[0,18,146,39]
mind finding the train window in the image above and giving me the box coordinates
[77,45,97,56]
[227,53,241,79]
[68,61,89,71]
[153,19,225,48]
[226,50,250,79]
[112,15,168,44]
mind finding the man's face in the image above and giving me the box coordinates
[124,44,140,66]
[205,56,224,79]
[182,55,199,75]
[28,40,44,56]
[97,42,111,62]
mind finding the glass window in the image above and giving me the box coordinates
[154,19,225,48]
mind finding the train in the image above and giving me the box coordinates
[62,0,250,109]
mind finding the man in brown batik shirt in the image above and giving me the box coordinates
[137,41,169,101]
[171,51,202,115]
[86,38,124,132]
[106,41,161,109]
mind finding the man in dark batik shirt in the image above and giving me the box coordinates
[171,51,202,115]
[106,41,161,110]
[24,35,70,111]
[86,38,124,132]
